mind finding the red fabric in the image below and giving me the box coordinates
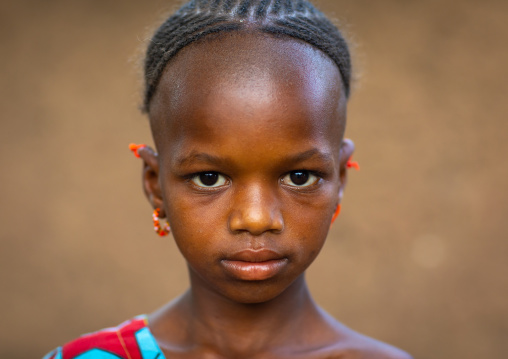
[61,317,147,359]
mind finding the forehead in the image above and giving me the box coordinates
[149,31,346,152]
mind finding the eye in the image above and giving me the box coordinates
[282,170,320,187]
[190,172,228,188]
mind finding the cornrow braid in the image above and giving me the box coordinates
[143,0,351,112]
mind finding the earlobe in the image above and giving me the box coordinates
[136,146,165,211]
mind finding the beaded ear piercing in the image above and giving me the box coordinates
[129,143,146,158]
[346,157,360,170]
[153,208,170,236]
[130,144,170,236]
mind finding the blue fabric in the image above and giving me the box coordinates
[43,348,62,359]
[74,349,123,359]
[135,327,164,359]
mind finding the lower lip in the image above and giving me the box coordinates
[221,259,288,281]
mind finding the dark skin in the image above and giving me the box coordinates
[139,32,411,359]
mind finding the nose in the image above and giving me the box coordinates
[228,183,284,236]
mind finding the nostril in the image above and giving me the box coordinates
[271,212,284,233]
[228,185,284,235]
[228,208,284,235]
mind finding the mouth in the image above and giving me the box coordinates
[221,249,288,281]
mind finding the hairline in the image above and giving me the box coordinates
[147,25,347,116]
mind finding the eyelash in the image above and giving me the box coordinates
[187,170,324,191]
[188,172,230,190]
[280,170,322,188]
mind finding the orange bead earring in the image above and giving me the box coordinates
[129,143,147,158]
[346,157,360,170]
[152,208,170,236]
[330,204,342,226]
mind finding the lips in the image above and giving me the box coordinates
[221,249,288,281]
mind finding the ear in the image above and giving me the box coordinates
[137,146,165,214]
[338,138,355,204]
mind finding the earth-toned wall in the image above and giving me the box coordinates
[1,0,506,358]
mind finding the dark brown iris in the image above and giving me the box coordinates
[200,172,219,186]
[290,171,309,186]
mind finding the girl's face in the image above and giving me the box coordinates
[146,33,352,304]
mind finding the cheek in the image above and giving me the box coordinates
[285,195,335,261]
[163,186,227,256]
[295,217,329,260]
[164,179,217,226]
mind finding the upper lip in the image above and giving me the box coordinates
[225,248,284,262]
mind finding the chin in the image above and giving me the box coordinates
[218,279,298,305]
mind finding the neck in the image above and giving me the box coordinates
[168,272,320,356]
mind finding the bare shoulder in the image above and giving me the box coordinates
[330,329,413,359]
[314,311,413,359]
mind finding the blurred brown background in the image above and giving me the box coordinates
[1,0,507,358]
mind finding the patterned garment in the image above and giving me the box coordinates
[43,315,165,359]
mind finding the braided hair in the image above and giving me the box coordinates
[143,0,351,113]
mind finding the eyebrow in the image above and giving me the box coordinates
[176,148,333,167]
[176,152,226,167]
[285,148,334,164]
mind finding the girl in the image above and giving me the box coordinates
[45,1,411,358]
